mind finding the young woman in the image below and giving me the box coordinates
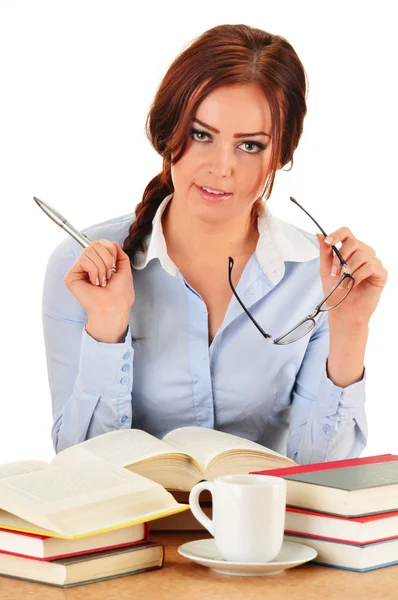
[42,24,387,462]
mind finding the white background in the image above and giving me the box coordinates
[0,0,396,463]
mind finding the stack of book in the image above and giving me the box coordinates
[0,522,163,587]
[252,454,398,572]
[0,450,189,587]
[0,424,298,585]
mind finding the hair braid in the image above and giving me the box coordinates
[122,157,173,263]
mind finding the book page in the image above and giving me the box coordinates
[0,509,55,535]
[0,460,49,480]
[0,450,184,537]
[51,429,190,469]
[163,427,286,469]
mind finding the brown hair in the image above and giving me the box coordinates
[123,23,307,262]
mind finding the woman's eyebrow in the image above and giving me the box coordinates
[192,117,271,138]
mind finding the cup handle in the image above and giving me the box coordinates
[189,481,214,535]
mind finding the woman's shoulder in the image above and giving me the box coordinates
[81,211,136,247]
[46,211,136,270]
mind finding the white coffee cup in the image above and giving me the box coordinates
[189,474,286,563]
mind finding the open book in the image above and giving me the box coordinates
[0,449,188,540]
[52,426,296,491]
[0,427,294,539]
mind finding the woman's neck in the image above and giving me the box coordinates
[162,199,259,266]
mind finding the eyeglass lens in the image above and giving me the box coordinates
[319,275,354,310]
[274,318,315,345]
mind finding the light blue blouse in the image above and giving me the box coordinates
[42,193,367,462]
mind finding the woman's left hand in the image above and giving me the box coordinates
[317,228,388,329]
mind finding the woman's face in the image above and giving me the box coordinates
[170,83,278,225]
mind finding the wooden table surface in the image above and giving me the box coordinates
[1,531,398,600]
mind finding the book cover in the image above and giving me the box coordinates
[0,541,164,587]
[252,455,398,517]
[251,454,398,478]
[284,533,398,572]
[284,461,398,491]
[285,506,398,545]
[0,523,149,560]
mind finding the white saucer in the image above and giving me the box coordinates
[178,538,317,576]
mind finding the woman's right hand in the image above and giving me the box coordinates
[64,239,135,323]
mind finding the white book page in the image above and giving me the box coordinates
[0,509,54,535]
[0,460,49,480]
[51,429,189,469]
[163,427,284,469]
[0,451,173,535]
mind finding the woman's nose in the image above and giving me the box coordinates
[208,147,234,178]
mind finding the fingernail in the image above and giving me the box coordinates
[102,275,107,287]
[111,265,117,273]
[96,276,100,286]
[107,269,112,279]
[330,265,338,276]
[324,236,334,245]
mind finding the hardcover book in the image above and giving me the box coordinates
[0,522,148,560]
[252,454,398,517]
[0,541,164,587]
[284,533,398,572]
[285,507,398,545]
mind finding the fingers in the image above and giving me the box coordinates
[72,239,117,287]
[97,239,117,274]
[323,227,353,245]
[349,258,388,290]
[320,229,377,279]
[113,242,132,271]
[318,228,388,295]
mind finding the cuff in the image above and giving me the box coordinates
[316,359,367,417]
[77,324,134,395]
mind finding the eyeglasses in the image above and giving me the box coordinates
[228,196,355,345]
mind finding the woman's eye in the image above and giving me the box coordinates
[190,129,265,154]
[191,129,209,142]
[241,142,262,154]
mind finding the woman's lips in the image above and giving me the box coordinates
[195,184,233,202]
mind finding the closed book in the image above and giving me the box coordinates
[0,522,148,560]
[285,507,398,545]
[251,454,398,517]
[0,541,164,587]
[284,533,398,572]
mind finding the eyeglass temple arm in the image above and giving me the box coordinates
[289,196,347,267]
[228,258,272,339]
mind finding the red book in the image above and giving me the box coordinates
[285,506,398,545]
[0,522,148,561]
[0,541,164,587]
[251,454,398,517]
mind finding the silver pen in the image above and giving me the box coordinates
[33,196,120,271]
[33,196,93,248]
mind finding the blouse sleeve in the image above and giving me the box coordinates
[287,311,367,464]
[42,237,134,453]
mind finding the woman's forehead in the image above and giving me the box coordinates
[195,84,272,133]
